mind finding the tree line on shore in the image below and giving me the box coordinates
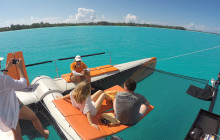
[0,21,186,32]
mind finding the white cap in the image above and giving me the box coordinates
[75,55,82,61]
[0,57,3,61]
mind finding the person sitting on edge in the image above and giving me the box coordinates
[113,79,150,125]
[0,58,49,140]
[57,81,112,129]
[70,55,91,83]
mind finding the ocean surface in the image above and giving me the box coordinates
[0,26,220,139]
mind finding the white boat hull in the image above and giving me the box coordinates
[15,57,156,139]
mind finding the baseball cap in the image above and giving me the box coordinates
[0,57,3,61]
[75,55,82,62]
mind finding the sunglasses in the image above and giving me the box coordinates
[101,118,110,124]
[76,61,81,62]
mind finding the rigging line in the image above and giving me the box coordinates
[158,46,220,61]
[146,67,209,84]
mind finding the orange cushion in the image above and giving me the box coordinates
[53,85,154,140]
[53,85,124,116]
[6,51,30,85]
[106,105,154,134]
[90,65,119,77]
[66,114,113,140]
[61,73,71,83]
[105,85,125,92]
[98,85,125,113]
[90,68,105,77]
[65,105,154,140]
[100,65,119,73]
[53,99,82,117]
[62,65,119,82]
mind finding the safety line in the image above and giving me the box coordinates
[158,46,220,61]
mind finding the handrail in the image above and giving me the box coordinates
[25,52,106,67]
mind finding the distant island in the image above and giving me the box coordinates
[0,21,186,32]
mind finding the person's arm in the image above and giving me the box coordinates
[70,62,82,76]
[3,59,13,75]
[4,59,25,78]
[57,94,70,99]
[113,98,116,112]
[144,100,150,106]
[4,59,27,90]
[63,94,70,99]
[17,59,25,78]
[80,63,89,76]
[86,112,99,129]
[72,70,83,76]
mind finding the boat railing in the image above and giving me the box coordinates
[25,52,106,67]
[25,52,112,80]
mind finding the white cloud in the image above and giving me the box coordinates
[184,22,220,34]
[65,8,98,23]
[141,20,169,25]
[64,15,75,23]
[0,16,62,27]
[184,22,198,30]
[124,14,137,23]
[76,8,97,22]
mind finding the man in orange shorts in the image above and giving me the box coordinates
[70,55,91,83]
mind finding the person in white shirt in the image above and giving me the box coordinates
[0,58,49,140]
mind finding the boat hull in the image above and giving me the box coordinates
[92,57,156,90]
[14,57,156,139]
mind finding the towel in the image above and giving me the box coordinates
[102,113,120,126]
[104,90,119,100]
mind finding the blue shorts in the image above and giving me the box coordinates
[138,112,143,119]
[115,112,143,125]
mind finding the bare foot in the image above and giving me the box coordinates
[43,129,49,139]
[56,95,62,99]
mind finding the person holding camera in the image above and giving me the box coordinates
[70,55,91,83]
[0,58,49,140]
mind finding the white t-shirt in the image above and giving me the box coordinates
[0,74,27,132]
[70,92,97,116]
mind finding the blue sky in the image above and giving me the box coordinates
[0,0,220,33]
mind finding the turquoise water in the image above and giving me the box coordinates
[0,26,220,139]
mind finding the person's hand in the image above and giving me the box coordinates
[17,59,23,70]
[56,96,63,99]
[81,70,85,75]
[5,59,13,70]
[90,124,99,130]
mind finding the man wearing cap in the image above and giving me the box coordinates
[70,55,91,83]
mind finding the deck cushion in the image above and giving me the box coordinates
[62,65,119,82]
[53,85,154,140]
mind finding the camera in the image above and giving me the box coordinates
[12,59,20,64]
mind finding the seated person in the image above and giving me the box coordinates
[70,55,91,83]
[57,81,112,129]
[113,79,149,125]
